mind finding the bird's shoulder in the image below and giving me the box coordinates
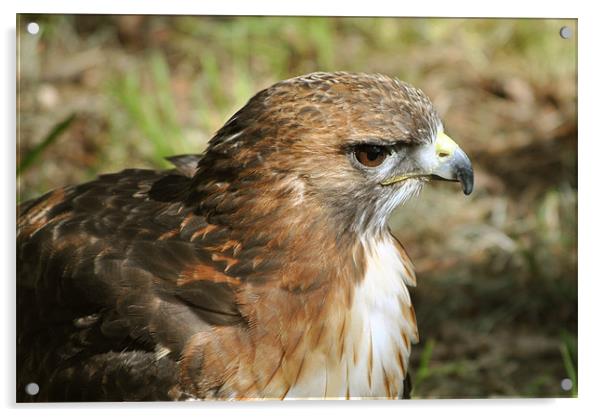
[17,157,247,360]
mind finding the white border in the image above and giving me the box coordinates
[2,1,599,417]
[6,0,583,17]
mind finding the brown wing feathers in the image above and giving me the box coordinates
[17,162,251,401]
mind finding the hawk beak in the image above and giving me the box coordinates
[430,131,474,195]
[380,131,474,195]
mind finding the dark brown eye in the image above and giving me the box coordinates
[354,145,389,167]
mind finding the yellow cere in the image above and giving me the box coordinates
[435,131,459,158]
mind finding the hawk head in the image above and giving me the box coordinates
[194,72,473,237]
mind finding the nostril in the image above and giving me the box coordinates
[437,151,450,158]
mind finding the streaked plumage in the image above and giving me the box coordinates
[17,72,473,401]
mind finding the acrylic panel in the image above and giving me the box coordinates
[16,15,577,401]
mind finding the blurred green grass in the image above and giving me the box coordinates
[16,15,577,398]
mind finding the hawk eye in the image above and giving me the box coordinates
[354,145,389,168]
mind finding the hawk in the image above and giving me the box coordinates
[17,72,473,401]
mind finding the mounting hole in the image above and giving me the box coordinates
[560,378,573,391]
[559,26,572,39]
[25,382,40,396]
[26,22,40,35]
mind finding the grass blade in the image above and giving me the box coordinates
[412,338,436,396]
[17,113,76,176]
[559,334,578,397]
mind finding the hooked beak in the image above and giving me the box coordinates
[430,131,474,195]
[380,131,474,195]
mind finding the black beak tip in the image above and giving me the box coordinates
[458,169,474,196]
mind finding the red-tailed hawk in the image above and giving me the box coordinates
[17,72,473,401]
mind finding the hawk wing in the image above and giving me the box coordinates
[17,156,243,401]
